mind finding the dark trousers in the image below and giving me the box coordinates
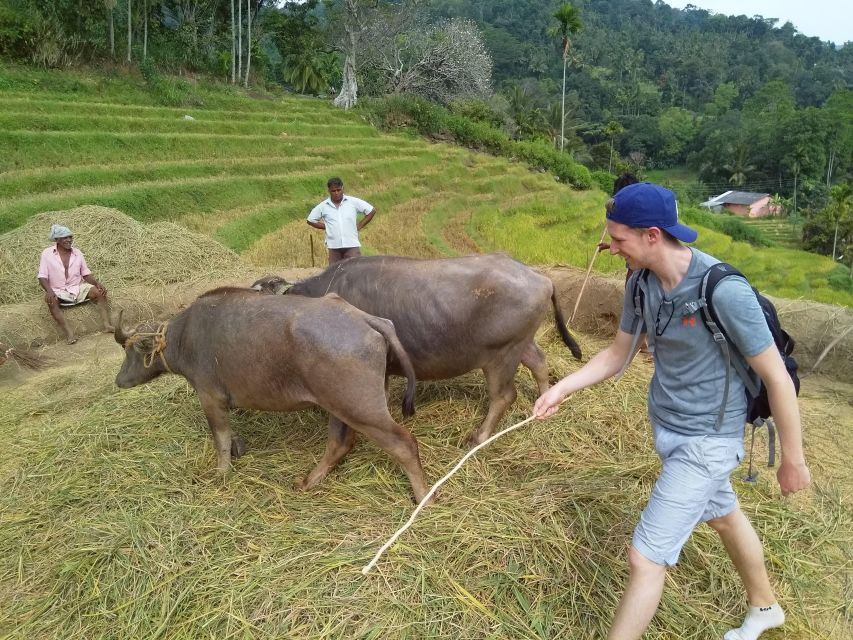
[327,247,362,265]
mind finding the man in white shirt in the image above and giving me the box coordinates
[307,177,376,265]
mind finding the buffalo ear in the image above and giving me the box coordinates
[132,336,156,355]
[274,278,292,294]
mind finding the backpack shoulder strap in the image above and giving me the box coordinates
[701,263,760,394]
[699,263,761,430]
[615,269,649,382]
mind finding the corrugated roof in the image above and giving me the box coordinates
[707,191,769,205]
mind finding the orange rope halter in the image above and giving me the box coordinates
[125,323,173,373]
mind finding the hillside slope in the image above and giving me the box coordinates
[0,64,849,307]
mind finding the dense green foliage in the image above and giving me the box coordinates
[430,1,852,193]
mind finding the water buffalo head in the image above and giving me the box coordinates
[251,275,293,295]
[114,311,171,388]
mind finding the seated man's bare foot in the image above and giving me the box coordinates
[103,325,115,333]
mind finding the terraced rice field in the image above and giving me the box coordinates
[741,217,803,249]
[0,88,611,273]
[2,71,850,307]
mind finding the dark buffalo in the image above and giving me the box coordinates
[114,288,429,502]
[252,254,583,445]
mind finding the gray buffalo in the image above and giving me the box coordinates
[252,253,583,445]
[114,288,429,502]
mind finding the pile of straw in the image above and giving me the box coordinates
[0,206,272,346]
[0,206,245,305]
[0,331,849,639]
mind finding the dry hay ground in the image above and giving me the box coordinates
[0,207,851,639]
[0,330,851,639]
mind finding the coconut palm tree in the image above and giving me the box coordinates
[284,50,337,95]
[723,143,755,186]
[603,120,624,173]
[550,4,582,152]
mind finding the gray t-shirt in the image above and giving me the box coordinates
[619,248,774,438]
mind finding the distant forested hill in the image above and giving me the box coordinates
[431,0,850,118]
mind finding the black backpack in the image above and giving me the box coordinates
[699,263,800,476]
[699,263,800,425]
[625,263,800,472]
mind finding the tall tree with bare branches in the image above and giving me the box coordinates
[126,0,132,62]
[244,0,252,86]
[334,0,368,109]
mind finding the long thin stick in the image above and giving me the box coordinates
[361,414,537,575]
[570,225,608,324]
[810,324,853,373]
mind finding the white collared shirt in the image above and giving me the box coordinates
[307,194,374,248]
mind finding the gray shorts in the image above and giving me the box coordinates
[327,247,361,265]
[633,424,744,567]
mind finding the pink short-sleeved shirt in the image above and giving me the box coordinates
[37,246,92,297]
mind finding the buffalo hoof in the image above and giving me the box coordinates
[414,491,438,506]
[230,435,246,459]
[464,433,488,449]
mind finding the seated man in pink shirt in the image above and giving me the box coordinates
[37,224,113,344]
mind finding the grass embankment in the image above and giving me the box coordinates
[741,217,803,249]
[1,332,850,639]
[0,63,849,305]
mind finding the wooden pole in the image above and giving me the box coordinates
[570,225,609,324]
[310,234,315,267]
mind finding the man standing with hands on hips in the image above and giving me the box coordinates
[307,177,376,265]
[534,182,810,640]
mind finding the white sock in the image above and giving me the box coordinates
[723,604,785,640]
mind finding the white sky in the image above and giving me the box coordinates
[663,1,852,45]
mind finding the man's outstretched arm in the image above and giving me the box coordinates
[534,329,640,419]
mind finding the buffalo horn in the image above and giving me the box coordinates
[114,310,129,345]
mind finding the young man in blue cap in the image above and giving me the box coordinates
[534,182,810,640]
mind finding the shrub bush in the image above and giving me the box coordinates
[365,95,447,136]
[590,170,615,194]
[445,114,511,154]
[140,58,204,107]
[448,98,506,129]
[682,208,768,247]
[359,96,592,190]
[511,140,592,189]
[827,265,853,292]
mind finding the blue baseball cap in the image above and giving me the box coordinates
[606,182,697,243]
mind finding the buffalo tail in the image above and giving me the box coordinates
[364,316,417,418]
[551,288,583,360]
